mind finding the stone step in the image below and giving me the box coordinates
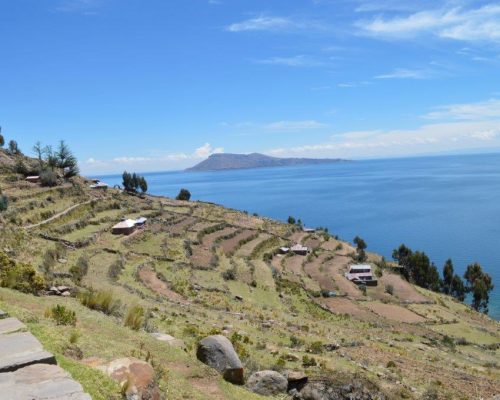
[0,317,26,335]
[0,331,56,373]
[0,363,91,400]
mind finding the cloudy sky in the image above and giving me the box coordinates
[1,0,500,174]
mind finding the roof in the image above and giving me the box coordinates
[291,244,309,252]
[26,176,40,180]
[349,264,372,270]
[90,182,109,188]
[112,219,136,229]
[135,217,147,224]
[303,228,315,232]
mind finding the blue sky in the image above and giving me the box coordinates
[1,0,500,174]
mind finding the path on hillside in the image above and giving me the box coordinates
[23,200,92,230]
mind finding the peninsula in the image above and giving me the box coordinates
[186,153,347,172]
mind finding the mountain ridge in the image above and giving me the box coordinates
[186,152,348,172]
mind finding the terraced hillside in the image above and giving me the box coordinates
[0,154,499,400]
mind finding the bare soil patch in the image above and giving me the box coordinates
[319,298,378,321]
[283,255,305,276]
[219,230,256,255]
[363,302,425,323]
[170,216,197,235]
[138,265,189,305]
[377,273,430,304]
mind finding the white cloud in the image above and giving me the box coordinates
[194,143,224,158]
[264,120,327,131]
[375,68,431,79]
[81,143,224,174]
[357,4,500,43]
[423,99,500,120]
[255,55,323,67]
[266,120,500,159]
[227,16,299,33]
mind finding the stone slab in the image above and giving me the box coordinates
[0,331,56,372]
[0,363,91,400]
[0,318,26,335]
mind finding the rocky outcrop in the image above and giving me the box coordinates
[98,357,160,400]
[196,335,244,384]
[0,364,91,400]
[247,370,288,396]
[0,311,91,399]
[298,381,386,400]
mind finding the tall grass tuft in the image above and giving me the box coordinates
[124,305,144,331]
[79,289,120,315]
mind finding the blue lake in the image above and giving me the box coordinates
[96,153,500,320]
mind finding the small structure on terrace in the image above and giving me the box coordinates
[291,244,309,256]
[90,181,109,189]
[345,264,378,286]
[112,217,148,235]
[25,176,40,183]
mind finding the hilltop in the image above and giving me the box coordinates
[0,149,499,400]
[186,153,347,172]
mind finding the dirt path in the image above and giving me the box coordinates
[138,265,190,305]
[23,200,92,230]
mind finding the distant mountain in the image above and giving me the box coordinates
[185,153,348,172]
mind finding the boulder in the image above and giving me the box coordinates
[247,370,288,396]
[196,335,244,384]
[99,357,160,400]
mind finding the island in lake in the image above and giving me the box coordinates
[186,152,348,172]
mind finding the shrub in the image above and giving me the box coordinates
[40,169,58,187]
[176,188,191,201]
[385,284,394,295]
[79,289,119,315]
[69,256,89,284]
[386,360,396,368]
[108,257,125,281]
[0,195,7,212]
[47,304,76,326]
[0,252,45,294]
[222,267,237,281]
[302,355,317,367]
[124,305,144,331]
[307,340,324,354]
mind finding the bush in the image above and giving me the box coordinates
[302,355,317,367]
[40,169,58,187]
[79,289,120,315]
[0,252,45,294]
[385,284,394,295]
[176,188,191,201]
[222,266,237,281]
[307,341,324,354]
[0,195,7,212]
[124,305,144,330]
[69,256,89,284]
[386,360,396,368]
[290,335,305,348]
[108,257,125,281]
[46,304,76,326]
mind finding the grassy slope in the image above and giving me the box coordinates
[0,155,499,400]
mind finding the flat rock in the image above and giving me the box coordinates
[0,363,91,400]
[196,335,244,384]
[0,318,25,335]
[150,332,186,349]
[0,331,56,372]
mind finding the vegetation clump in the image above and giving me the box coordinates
[0,251,45,294]
[79,289,120,315]
[46,304,77,326]
[124,305,145,331]
[176,188,191,201]
[122,171,148,194]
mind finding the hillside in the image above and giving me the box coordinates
[0,151,499,400]
[186,153,347,172]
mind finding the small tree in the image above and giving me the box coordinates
[353,236,367,262]
[33,141,46,169]
[139,176,148,193]
[176,188,191,201]
[442,259,454,295]
[0,130,4,147]
[464,263,494,313]
[0,191,8,212]
[56,141,79,178]
[287,216,296,225]
[8,140,20,155]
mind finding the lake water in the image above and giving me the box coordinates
[96,153,500,320]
